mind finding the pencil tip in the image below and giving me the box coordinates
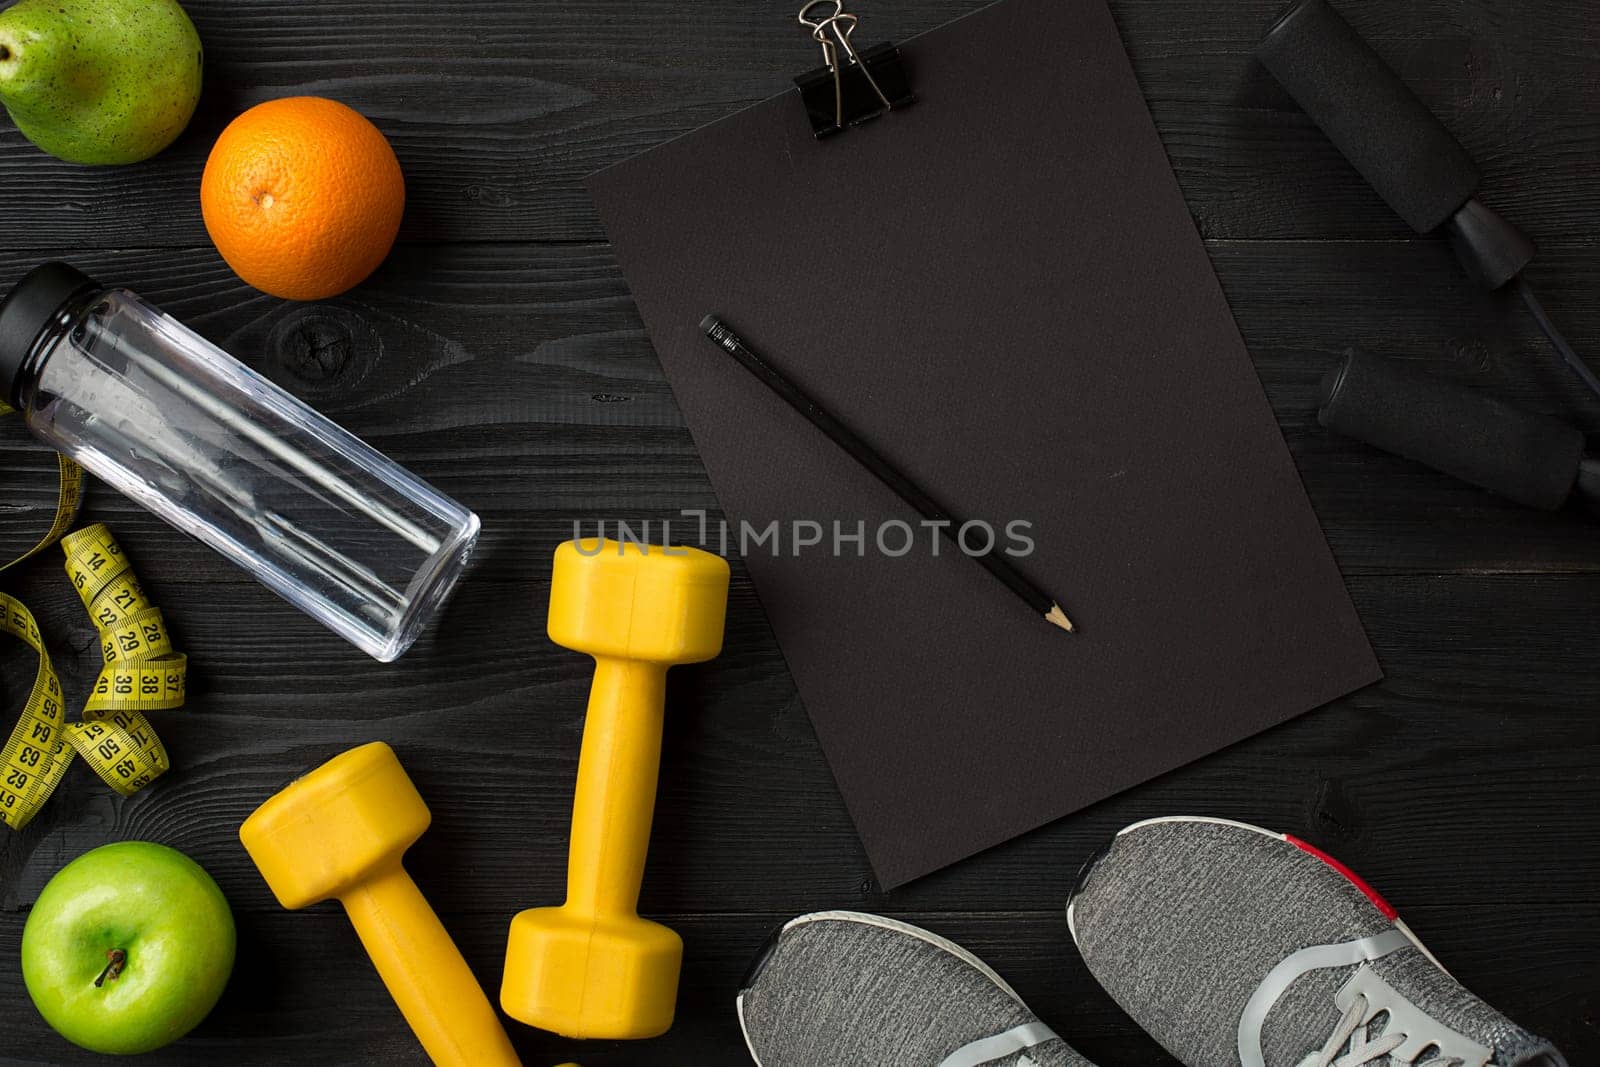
[1045,604,1074,633]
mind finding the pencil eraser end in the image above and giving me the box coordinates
[699,314,720,336]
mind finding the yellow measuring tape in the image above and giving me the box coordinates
[0,401,82,572]
[0,402,184,830]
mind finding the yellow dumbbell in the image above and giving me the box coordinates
[501,538,729,1040]
[240,742,521,1067]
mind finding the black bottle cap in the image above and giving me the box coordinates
[0,262,100,406]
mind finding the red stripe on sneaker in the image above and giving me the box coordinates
[1285,835,1399,920]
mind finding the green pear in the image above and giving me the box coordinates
[0,0,202,165]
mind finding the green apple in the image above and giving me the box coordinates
[0,0,203,164]
[21,841,235,1055]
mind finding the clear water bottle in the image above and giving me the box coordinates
[0,263,479,662]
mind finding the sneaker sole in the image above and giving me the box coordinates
[1065,814,1450,975]
[736,910,1032,1067]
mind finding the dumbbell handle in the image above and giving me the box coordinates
[341,864,522,1067]
[565,658,666,916]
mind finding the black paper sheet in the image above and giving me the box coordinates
[589,0,1381,887]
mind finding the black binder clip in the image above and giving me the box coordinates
[794,1,915,139]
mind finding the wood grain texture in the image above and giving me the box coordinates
[0,0,1594,245]
[1,567,1596,913]
[0,903,1593,1065]
[1,0,1597,1063]
[4,241,1599,579]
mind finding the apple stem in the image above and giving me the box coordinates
[93,948,127,988]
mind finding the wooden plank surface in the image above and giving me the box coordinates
[1,0,1597,1063]
[0,0,1596,246]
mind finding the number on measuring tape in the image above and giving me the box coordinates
[0,517,187,830]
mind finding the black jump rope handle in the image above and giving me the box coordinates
[1257,0,1535,288]
[1261,0,1600,508]
[1319,351,1597,514]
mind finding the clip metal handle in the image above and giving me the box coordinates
[798,0,895,132]
[790,0,915,139]
[806,0,896,130]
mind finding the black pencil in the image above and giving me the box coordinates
[700,315,1073,634]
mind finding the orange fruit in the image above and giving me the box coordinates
[201,97,405,301]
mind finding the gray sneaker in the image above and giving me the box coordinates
[738,910,1096,1066]
[1067,816,1567,1067]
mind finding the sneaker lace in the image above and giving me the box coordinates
[1311,992,1466,1067]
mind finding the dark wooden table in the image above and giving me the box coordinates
[1,0,1596,1063]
